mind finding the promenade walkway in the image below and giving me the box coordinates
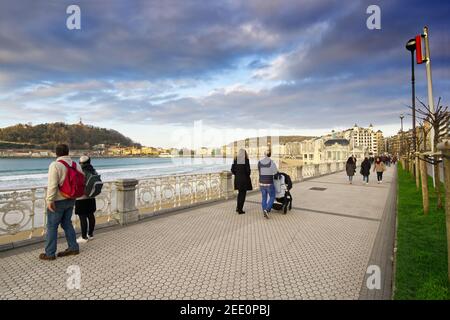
[0,166,397,300]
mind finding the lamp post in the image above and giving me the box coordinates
[406,38,418,182]
[406,39,417,155]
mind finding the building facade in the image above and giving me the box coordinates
[341,124,382,156]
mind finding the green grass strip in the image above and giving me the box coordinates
[394,164,449,299]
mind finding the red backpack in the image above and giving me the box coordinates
[58,160,85,199]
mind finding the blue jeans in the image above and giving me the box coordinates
[45,199,79,257]
[363,175,369,183]
[260,184,276,211]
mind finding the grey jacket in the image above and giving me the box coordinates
[258,157,278,184]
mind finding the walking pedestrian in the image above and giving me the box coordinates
[75,156,100,243]
[392,156,397,165]
[345,156,356,184]
[39,144,84,261]
[258,150,278,219]
[360,157,371,185]
[231,149,252,214]
[373,157,386,183]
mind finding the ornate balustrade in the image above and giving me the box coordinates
[0,162,344,248]
[136,172,222,215]
[0,187,47,240]
[319,163,329,175]
[302,164,316,179]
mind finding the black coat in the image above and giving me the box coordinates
[360,159,371,176]
[231,159,253,191]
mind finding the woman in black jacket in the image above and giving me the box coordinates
[231,149,253,214]
[75,156,97,243]
[345,156,356,184]
[360,157,371,185]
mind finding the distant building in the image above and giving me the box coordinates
[375,130,385,154]
[328,124,383,156]
[93,144,106,150]
[323,139,351,162]
[284,137,356,164]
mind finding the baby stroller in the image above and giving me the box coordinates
[272,172,293,214]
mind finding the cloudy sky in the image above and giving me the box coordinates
[0,0,449,148]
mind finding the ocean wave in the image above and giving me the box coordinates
[0,164,229,182]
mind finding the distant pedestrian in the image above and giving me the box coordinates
[373,157,386,183]
[345,156,356,184]
[360,157,371,184]
[258,150,278,219]
[39,144,84,261]
[231,149,252,214]
[75,156,101,243]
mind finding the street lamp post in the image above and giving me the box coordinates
[406,38,418,182]
[406,39,417,154]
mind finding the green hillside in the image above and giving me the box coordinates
[0,122,139,150]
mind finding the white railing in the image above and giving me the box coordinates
[319,163,329,175]
[136,172,222,215]
[0,186,48,239]
[0,182,117,245]
[92,181,116,220]
[330,162,337,173]
[302,164,316,178]
[0,162,345,247]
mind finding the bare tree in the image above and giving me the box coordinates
[416,120,432,152]
[415,97,448,210]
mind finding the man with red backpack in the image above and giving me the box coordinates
[39,144,85,261]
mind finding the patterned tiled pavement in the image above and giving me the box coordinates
[0,167,396,300]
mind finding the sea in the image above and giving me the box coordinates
[0,157,238,190]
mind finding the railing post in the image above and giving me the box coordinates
[296,165,303,182]
[114,179,139,225]
[314,164,320,176]
[220,171,234,200]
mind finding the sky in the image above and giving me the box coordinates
[0,0,449,148]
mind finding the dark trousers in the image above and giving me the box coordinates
[377,172,383,181]
[236,189,247,211]
[79,213,96,239]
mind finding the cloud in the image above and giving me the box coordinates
[0,0,449,145]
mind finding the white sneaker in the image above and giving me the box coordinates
[88,235,94,240]
[366,182,368,185]
[76,237,88,244]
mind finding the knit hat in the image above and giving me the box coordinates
[80,155,90,163]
